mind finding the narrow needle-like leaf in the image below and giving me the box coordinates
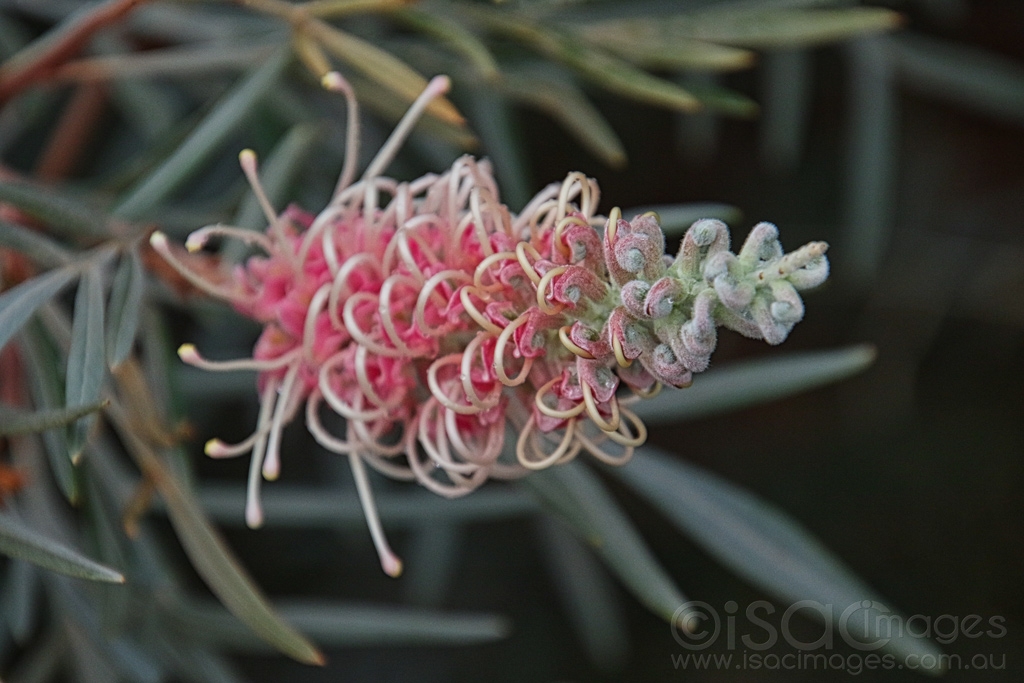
[0,512,125,583]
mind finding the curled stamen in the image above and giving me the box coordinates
[319,357,394,422]
[516,415,577,470]
[186,224,273,254]
[514,241,543,285]
[553,216,589,258]
[329,253,382,331]
[378,274,423,357]
[557,172,591,221]
[534,376,586,420]
[238,149,279,227]
[460,333,502,410]
[611,333,633,368]
[574,421,636,467]
[149,232,255,304]
[469,187,497,258]
[302,284,331,361]
[473,250,517,293]
[426,354,484,415]
[305,391,357,454]
[493,314,534,386]
[444,406,503,466]
[604,406,647,448]
[418,402,478,475]
[459,286,503,335]
[536,266,568,315]
[178,344,299,373]
[632,381,662,399]
[348,452,403,577]
[558,326,595,360]
[605,207,622,244]
[414,269,470,336]
[342,292,409,358]
[580,379,621,433]
[353,345,405,410]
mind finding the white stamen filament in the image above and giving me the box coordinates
[516,415,577,471]
[353,345,403,410]
[342,292,408,358]
[347,452,403,577]
[414,269,469,336]
[178,344,299,373]
[533,376,586,420]
[245,377,280,528]
[149,232,254,304]
[322,72,361,198]
[363,75,451,182]
[459,286,503,335]
[238,150,279,227]
[580,380,621,433]
[459,333,501,411]
[186,224,273,254]
[377,274,422,357]
[262,362,301,481]
[302,284,331,362]
[493,314,534,386]
[328,253,382,331]
[426,355,483,415]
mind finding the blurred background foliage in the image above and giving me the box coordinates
[0,0,1021,681]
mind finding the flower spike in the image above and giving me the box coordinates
[156,74,829,577]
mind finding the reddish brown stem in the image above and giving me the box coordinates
[35,82,109,181]
[0,0,149,106]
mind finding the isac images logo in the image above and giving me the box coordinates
[669,600,1007,675]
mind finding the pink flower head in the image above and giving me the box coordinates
[152,73,829,577]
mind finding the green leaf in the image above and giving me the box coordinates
[398,7,500,81]
[463,7,702,113]
[20,324,77,501]
[500,68,627,168]
[0,266,78,354]
[105,247,145,368]
[893,34,1024,124]
[0,401,107,437]
[0,180,114,242]
[0,219,72,268]
[108,403,324,665]
[113,50,291,220]
[307,20,464,125]
[537,517,628,671]
[633,345,877,425]
[581,8,902,51]
[1,559,39,642]
[0,512,125,584]
[612,447,944,669]
[65,266,107,461]
[525,462,687,622]
[168,599,509,649]
[580,31,755,71]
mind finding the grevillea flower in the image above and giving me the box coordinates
[151,73,829,577]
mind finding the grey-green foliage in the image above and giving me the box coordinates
[5,0,1008,679]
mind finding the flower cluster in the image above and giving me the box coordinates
[151,74,828,576]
